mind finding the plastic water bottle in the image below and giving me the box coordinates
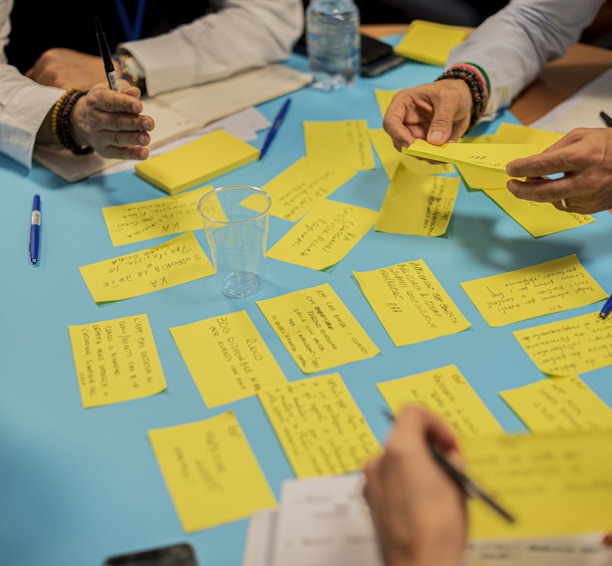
[306,0,360,91]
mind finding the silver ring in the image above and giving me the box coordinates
[559,198,568,209]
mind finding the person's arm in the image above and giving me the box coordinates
[362,405,467,566]
[118,0,304,96]
[447,0,607,119]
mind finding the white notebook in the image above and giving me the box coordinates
[34,64,312,182]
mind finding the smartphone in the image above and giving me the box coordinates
[103,543,198,566]
[293,32,405,77]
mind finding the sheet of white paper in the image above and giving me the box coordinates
[242,508,278,566]
[529,68,612,132]
[268,474,383,566]
[241,473,612,566]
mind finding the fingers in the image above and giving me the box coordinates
[382,81,473,152]
[71,86,155,161]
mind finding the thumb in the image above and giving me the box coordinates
[426,111,454,145]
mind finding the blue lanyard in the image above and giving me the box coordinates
[114,0,147,41]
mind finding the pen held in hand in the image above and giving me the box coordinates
[382,409,515,524]
[600,111,612,128]
[259,98,292,160]
[95,16,120,92]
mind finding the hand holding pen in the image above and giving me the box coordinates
[363,406,471,566]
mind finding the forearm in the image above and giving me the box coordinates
[447,0,606,118]
[0,66,63,168]
[118,0,303,96]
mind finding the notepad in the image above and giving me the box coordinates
[394,20,469,66]
[134,129,260,195]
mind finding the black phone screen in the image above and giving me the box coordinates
[103,543,198,566]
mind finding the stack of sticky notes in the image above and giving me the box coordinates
[135,129,260,195]
[394,19,469,66]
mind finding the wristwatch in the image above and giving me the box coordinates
[116,50,147,95]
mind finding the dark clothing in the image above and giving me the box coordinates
[5,0,215,73]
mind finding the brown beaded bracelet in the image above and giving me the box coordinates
[52,89,94,155]
[435,66,488,134]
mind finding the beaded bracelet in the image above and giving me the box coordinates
[434,64,488,134]
[52,89,94,155]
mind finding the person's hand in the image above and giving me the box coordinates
[26,48,115,90]
[362,405,467,566]
[70,83,155,161]
[506,127,612,214]
[382,79,473,151]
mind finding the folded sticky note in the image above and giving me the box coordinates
[135,130,260,194]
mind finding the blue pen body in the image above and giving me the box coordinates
[29,194,41,264]
[600,293,612,319]
[259,98,292,159]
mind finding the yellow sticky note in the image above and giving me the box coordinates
[304,120,376,171]
[394,20,469,66]
[463,430,612,538]
[455,122,561,189]
[492,122,564,148]
[374,89,397,118]
[377,364,503,437]
[483,188,595,237]
[375,164,459,236]
[354,260,471,347]
[500,375,612,432]
[134,130,259,195]
[79,232,215,303]
[368,128,454,179]
[68,314,166,408]
[102,186,211,246]
[513,311,612,376]
[258,373,381,477]
[148,412,276,532]
[267,199,377,271]
[460,254,607,327]
[403,139,539,174]
[260,157,356,221]
[257,283,380,374]
[169,310,287,408]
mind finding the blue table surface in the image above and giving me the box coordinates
[1,49,612,566]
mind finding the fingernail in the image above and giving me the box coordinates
[428,131,443,143]
[138,133,146,145]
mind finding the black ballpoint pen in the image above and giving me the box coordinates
[600,110,612,128]
[382,409,515,524]
[95,16,120,92]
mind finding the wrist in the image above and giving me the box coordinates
[435,63,489,134]
[51,89,93,155]
[116,49,147,95]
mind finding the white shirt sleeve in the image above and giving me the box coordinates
[119,0,304,97]
[0,0,303,168]
[446,0,607,119]
[0,0,64,169]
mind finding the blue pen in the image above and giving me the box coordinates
[599,293,612,319]
[259,98,292,160]
[29,194,41,265]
